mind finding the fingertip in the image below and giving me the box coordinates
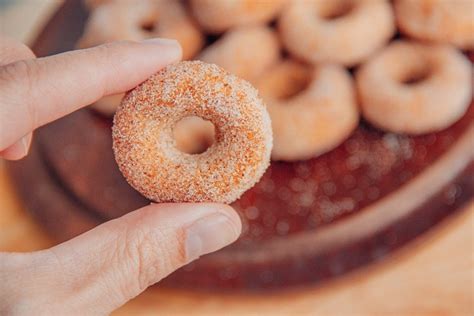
[210,203,243,236]
[142,202,242,234]
[91,38,183,96]
[141,37,183,62]
[0,133,32,160]
[0,36,35,65]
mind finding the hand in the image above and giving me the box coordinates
[0,37,242,315]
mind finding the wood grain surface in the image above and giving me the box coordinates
[0,160,473,315]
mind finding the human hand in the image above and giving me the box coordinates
[0,37,241,315]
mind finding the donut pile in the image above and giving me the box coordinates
[80,0,473,162]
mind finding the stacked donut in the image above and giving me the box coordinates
[80,0,473,162]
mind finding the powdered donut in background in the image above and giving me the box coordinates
[190,0,285,33]
[395,0,474,50]
[79,0,203,60]
[199,26,279,83]
[113,61,272,203]
[257,61,359,161]
[279,0,395,66]
[356,41,472,135]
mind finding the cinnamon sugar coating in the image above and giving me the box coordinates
[112,61,272,203]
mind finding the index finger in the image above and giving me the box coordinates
[0,38,182,150]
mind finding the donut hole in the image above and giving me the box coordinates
[173,116,216,155]
[140,20,156,33]
[278,72,312,100]
[141,22,155,33]
[319,1,355,20]
[399,67,432,85]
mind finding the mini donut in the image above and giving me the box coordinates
[256,61,359,161]
[91,95,215,154]
[190,0,285,33]
[395,0,474,50]
[356,41,472,135]
[92,94,215,154]
[112,61,272,203]
[199,26,279,82]
[79,0,204,60]
[279,0,395,66]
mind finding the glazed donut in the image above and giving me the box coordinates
[199,26,279,82]
[356,41,472,135]
[279,0,395,66]
[79,0,204,60]
[190,0,285,33]
[395,0,474,50]
[112,61,272,203]
[256,61,359,161]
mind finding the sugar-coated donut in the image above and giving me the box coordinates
[79,0,204,60]
[190,0,285,33]
[395,0,474,50]
[279,0,395,66]
[356,41,472,135]
[199,26,279,83]
[112,61,272,203]
[257,61,359,161]
[91,95,214,154]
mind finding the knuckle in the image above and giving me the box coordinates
[0,59,39,127]
[117,223,186,296]
[0,59,38,86]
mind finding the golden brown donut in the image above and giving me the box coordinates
[199,26,279,82]
[256,60,359,161]
[190,0,285,33]
[112,61,272,203]
[91,96,215,155]
[356,41,472,134]
[395,0,474,50]
[279,0,395,66]
[79,0,204,60]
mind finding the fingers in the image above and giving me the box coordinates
[0,132,32,160]
[0,37,36,160]
[1,203,241,315]
[0,36,35,65]
[0,38,182,151]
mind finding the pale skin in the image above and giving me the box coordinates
[0,36,242,315]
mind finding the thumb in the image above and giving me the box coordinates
[1,203,241,315]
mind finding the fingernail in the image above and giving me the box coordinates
[185,212,241,261]
[141,38,182,59]
[21,134,32,155]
